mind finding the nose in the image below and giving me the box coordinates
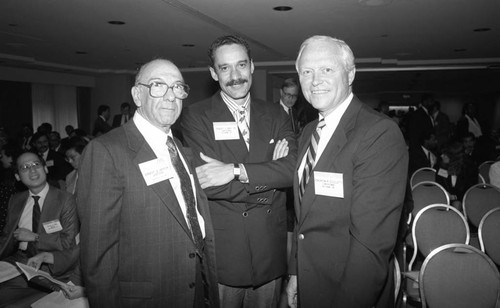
[230,67,241,80]
[163,86,176,101]
[311,71,323,86]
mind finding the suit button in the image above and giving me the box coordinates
[189,253,196,258]
[298,234,305,240]
[267,209,272,214]
[242,212,248,217]
[189,282,195,288]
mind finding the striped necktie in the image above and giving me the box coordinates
[299,119,326,201]
[166,136,204,254]
[237,108,250,150]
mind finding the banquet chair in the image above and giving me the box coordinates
[479,160,495,184]
[411,181,450,218]
[479,207,500,268]
[463,183,500,229]
[419,243,500,308]
[410,167,437,189]
[402,204,469,307]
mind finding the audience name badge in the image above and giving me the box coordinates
[45,160,54,167]
[437,168,449,178]
[213,122,239,140]
[314,171,344,198]
[42,219,63,234]
[139,158,172,186]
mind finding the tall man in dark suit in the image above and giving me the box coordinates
[286,36,408,308]
[112,102,133,128]
[0,152,78,306]
[278,78,300,135]
[91,104,112,137]
[407,94,435,149]
[182,35,297,307]
[77,59,219,308]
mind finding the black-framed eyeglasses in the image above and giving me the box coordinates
[18,161,43,173]
[137,81,190,99]
[283,92,298,99]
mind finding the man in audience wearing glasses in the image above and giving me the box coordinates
[182,35,297,307]
[77,59,219,308]
[0,152,78,307]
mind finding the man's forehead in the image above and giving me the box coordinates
[17,153,41,165]
[141,61,182,81]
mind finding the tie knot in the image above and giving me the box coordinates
[32,196,40,203]
[317,119,326,130]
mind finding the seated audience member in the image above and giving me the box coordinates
[489,161,500,189]
[435,141,478,210]
[0,152,79,307]
[0,142,23,234]
[48,131,65,155]
[408,130,438,175]
[32,132,73,188]
[19,124,34,151]
[64,137,88,194]
[112,102,132,128]
[36,123,53,136]
[92,105,112,137]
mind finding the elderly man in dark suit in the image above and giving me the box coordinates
[182,35,297,307]
[0,152,78,306]
[286,36,408,308]
[77,59,219,308]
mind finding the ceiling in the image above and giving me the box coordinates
[1,0,499,96]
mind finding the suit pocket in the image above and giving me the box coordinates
[120,281,153,298]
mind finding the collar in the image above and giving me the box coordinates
[320,92,353,127]
[133,112,172,153]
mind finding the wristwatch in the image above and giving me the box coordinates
[233,163,241,181]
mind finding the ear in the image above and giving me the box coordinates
[250,60,255,74]
[14,173,20,182]
[209,66,219,82]
[131,86,142,108]
[43,166,49,174]
[348,68,356,86]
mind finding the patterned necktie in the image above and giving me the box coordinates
[299,119,326,201]
[166,136,204,253]
[237,108,250,150]
[26,196,41,257]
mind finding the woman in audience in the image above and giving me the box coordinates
[435,141,478,210]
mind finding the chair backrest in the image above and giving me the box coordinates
[479,207,500,267]
[411,181,450,217]
[394,254,401,303]
[479,160,495,184]
[463,183,500,228]
[420,243,500,308]
[410,167,437,189]
[479,173,487,184]
[409,204,469,270]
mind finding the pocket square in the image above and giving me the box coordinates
[269,139,275,144]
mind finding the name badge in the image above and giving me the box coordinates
[139,158,172,186]
[213,122,239,140]
[314,171,344,198]
[437,168,448,178]
[43,220,63,234]
[46,160,54,167]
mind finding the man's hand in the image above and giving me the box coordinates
[272,138,289,161]
[27,252,54,270]
[286,275,298,308]
[14,228,38,242]
[60,284,86,300]
[195,153,233,189]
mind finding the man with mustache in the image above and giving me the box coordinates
[182,35,297,308]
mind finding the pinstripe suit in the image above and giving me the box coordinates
[77,120,219,308]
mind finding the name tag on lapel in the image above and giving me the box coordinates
[437,168,448,178]
[46,160,54,167]
[139,158,173,186]
[43,220,63,234]
[314,171,344,198]
[213,122,239,140]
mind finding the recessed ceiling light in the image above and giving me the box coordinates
[473,28,491,32]
[182,44,195,47]
[108,21,126,25]
[454,48,467,52]
[359,0,392,6]
[8,24,17,27]
[273,6,293,11]
[75,51,88,55]
[380,34,389,38]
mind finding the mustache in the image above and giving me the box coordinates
[226,79,248,87]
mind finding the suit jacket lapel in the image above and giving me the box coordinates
[124,121,192,238]
[39,186,58,233]
[248,100,272,162]
[297,97,361,226]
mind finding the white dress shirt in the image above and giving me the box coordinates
[18,183,49,250]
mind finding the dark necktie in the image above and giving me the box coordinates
[166,136,204,253]
[299,119,326,201]
[289,107,297,134]
[26,196,41,257]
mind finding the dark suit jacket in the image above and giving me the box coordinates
[182,92,297,287]
[112,114,131,128]
[408,145,436,176]
[289,97,408,308]
[45,149,73,186]
[407,107,434,149]
[0,185,78,280]
[92,116,112,137]
[77,120,219,308]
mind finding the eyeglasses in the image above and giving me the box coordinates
[283,93,298,99]
[18,161,43,173]
[137,81,190,99]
